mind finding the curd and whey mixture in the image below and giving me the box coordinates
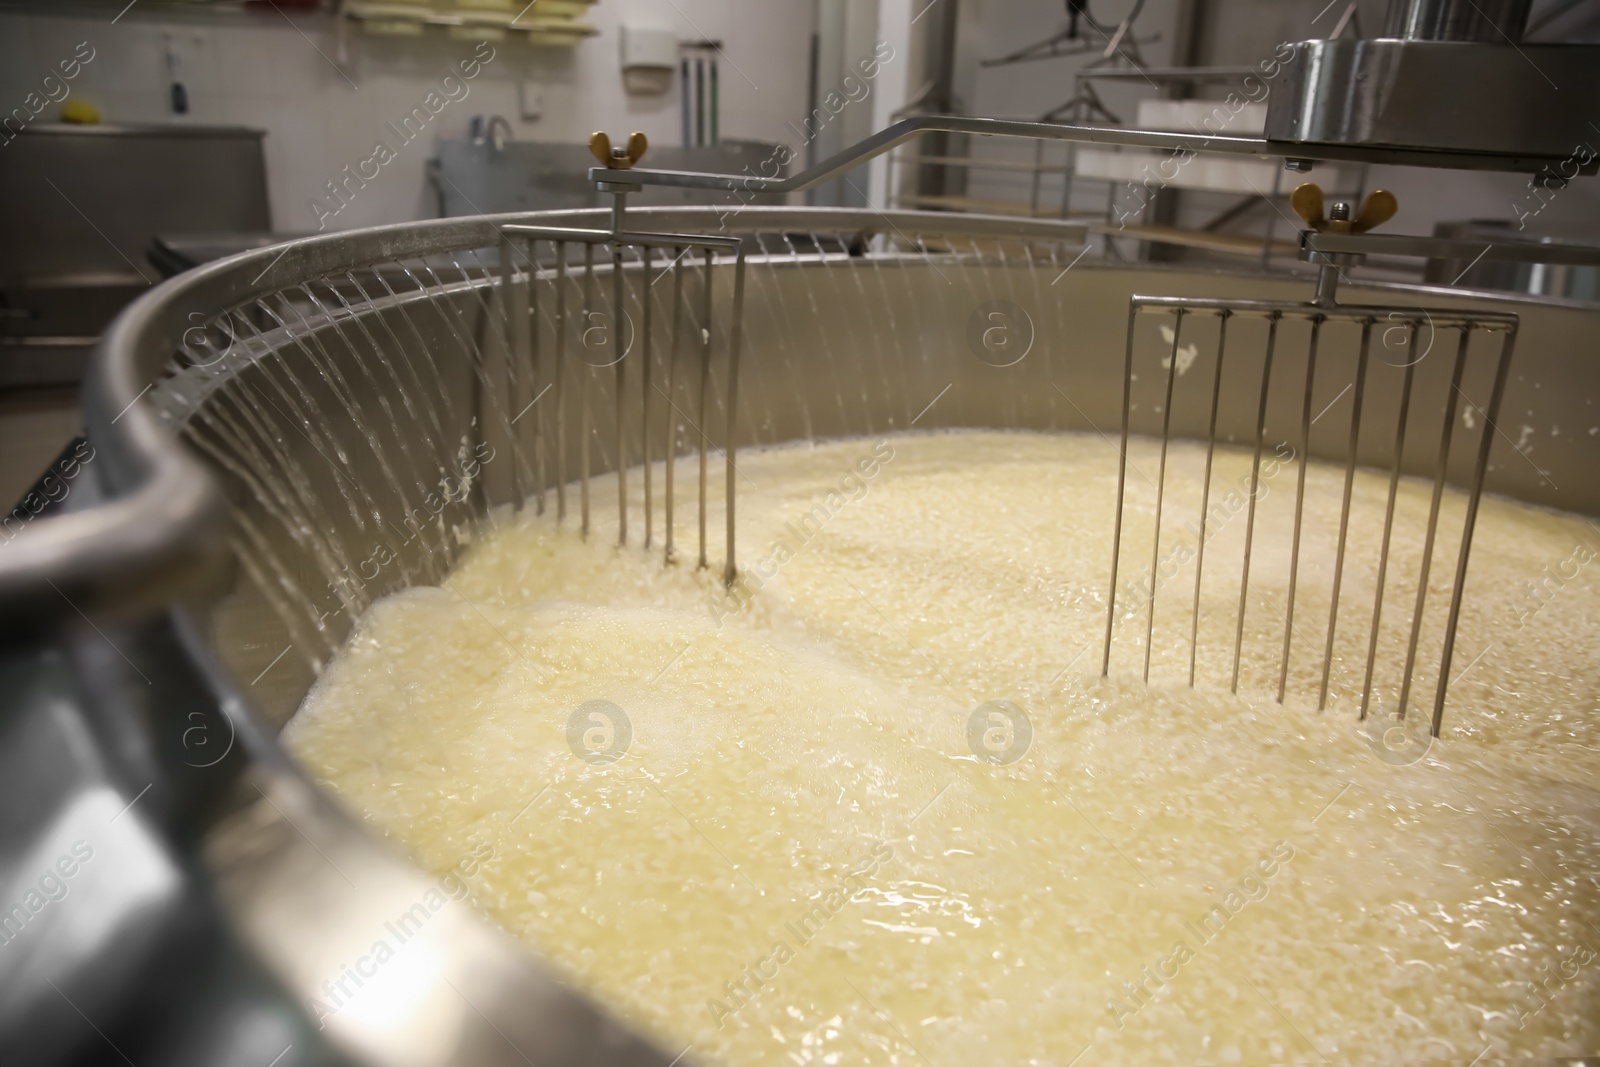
[287,431,1600,1065]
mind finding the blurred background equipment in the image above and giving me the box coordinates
[1266,0,1598,162]
[0,123,268,390]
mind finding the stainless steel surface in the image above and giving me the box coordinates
[1264,39,1600,163]
[0,609,357,1066]
[1077,65,1258,81]
[1306,228,1600,267]
[1384,0,1533,41]
[0,123,269,388]
[206,758,677,1067]
[1104,291,1521,734]
[1422,220,1600,300]
[0,281,141,388]
[0,124,269,282]
[18,205,1600,1064]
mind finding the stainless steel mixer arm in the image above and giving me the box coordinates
[589,113,1583,194]
[1304,231,1600,267]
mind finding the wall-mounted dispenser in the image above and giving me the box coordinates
[620,24,676,94]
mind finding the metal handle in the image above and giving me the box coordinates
[1301,230,1600,266]
[590,112,1597,199]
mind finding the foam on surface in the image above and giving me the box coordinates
[288,431,1600,1065]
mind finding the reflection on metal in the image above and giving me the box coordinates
[1382,0,1533,42]
[1422,220,1600,301]
[1264,39,1600,166]
[1311,230,1600,270]
[208,762,677,1067]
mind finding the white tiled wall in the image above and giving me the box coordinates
[0,3,817,233]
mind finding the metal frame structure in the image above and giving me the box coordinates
[1102,278,1518,737]
[498,212,747,583]
[592,115,1599,204]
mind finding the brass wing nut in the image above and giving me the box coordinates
[590,131,649,170]
[1291,183,1398,235]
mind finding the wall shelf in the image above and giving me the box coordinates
[342,0,598,45]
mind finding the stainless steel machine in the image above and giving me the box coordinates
[3,0,1598,1062]
[0,124,270,388]
[1265,0,1597,174]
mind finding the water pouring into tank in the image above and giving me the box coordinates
[3,1,1599,1064]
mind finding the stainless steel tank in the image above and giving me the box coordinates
[10,205,1600,1065]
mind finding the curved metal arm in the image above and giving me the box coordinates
[591,113,1591,195]
[0,314,230,643]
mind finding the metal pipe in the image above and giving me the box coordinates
[724,242,745,587]
[1313,263,1340,307]
[1319,319,1372,710]
[1396,326,1471,720]
[1144,309,1185,683]
[1278,316,1321,703]
[555,243,568,522]
[1231,313,1279,694]
[697,248,712,570]
[593,113,1587,200]
[1188,311,1228,688]
[1431,325,1518,736]
[665,247,684,564]
[611,192,629,546]
[1102,302,1138,678]
[1360,324,1420,721]
[614,240,627,546]
[581,243,594,538]
[641,245,653,550]
[1132,296,1517,330]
